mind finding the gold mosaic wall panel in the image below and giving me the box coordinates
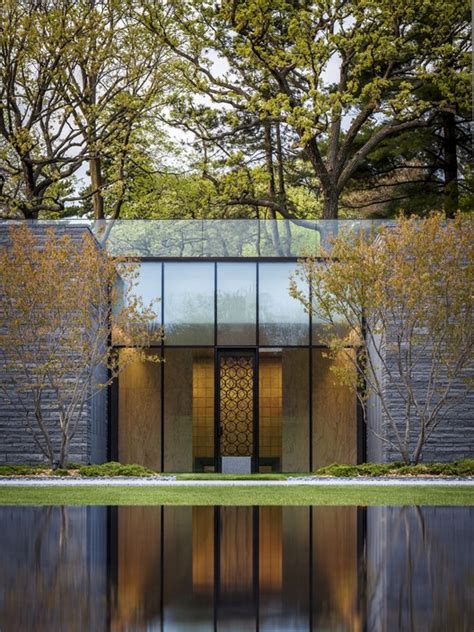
[192,355,215,459]
[259,356,282,459]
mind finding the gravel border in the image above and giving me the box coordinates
[0,476,473,487]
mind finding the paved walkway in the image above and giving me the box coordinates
[0,477,472,487]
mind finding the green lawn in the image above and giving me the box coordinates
[0,484,472,506]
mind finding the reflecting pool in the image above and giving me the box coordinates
[0,506,472,631]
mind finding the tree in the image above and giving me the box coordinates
[0,0,171,219]
[0,224,160,468]
[291,214,473,463]
[139,0,471,218]
[0,1,87,217]
[341,117,473,218]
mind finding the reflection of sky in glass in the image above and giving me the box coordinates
[117,262,161,313]
[113,262,161,342]
[217,263,256,345]
[259,263,309,345]
[164,262,214,344]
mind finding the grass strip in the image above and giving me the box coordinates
[0,485,472,506]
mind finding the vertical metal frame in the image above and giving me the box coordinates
[108,375,119,462]
[309,274,313,472]
[160,262,165,473]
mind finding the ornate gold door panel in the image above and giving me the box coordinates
[218,352,255,469]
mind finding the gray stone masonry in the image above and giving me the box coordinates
[367,331,473,463]
[0,223,108,465]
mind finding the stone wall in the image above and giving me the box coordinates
[366,329,473,463]
[0,222,108,465]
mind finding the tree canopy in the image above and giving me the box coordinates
[0,0,471,219]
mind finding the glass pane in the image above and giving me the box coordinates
[164,263,215,345]
[312,348,357,468]
[312,307,354,345]
[114,262,161,343]
[311,262,354,344]
[217,263,256,345]
[259,263,309,345]
[259,348,309,472]
[118,348,162,471]
[164,348,215,472]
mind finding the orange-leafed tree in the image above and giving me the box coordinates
[291,214,473,464]
[0,224,160,468]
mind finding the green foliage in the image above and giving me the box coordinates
[51,468,70,477]
[78,461,157,477]
[315,459,474,477]
[140,0,471,218]
[0,465,46,477]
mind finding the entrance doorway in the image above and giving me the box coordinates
[216,350,257,473]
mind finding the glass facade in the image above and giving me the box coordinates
[116,259,358,473]
[259,349,309,473]
[259,263,309,345]
[217,263,256,345]
[118,348,162,470]
[164,263,214,345]
[163,348,215,472]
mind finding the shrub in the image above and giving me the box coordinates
[0,465,46,477]
[78,461,157,477]
[314,459,474,477]
[51,468,70,477]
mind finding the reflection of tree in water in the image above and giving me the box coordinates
[0,507,107,632]
[366,506,474,632]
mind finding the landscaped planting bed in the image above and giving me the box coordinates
[0,459,473,478]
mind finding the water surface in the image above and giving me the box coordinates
[0,505,472,631]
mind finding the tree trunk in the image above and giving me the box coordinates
[322,190,339,219]
[263,120,284,255]
[89,154,105,220]
[441,110,459,219]
[275,122,292,255]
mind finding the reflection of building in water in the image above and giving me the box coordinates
[1,505,473,631]
[110,505,363,631]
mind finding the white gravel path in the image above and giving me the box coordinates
[0,477,472,487]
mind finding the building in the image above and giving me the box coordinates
[0,219,472,469]
[110,219,361,473]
